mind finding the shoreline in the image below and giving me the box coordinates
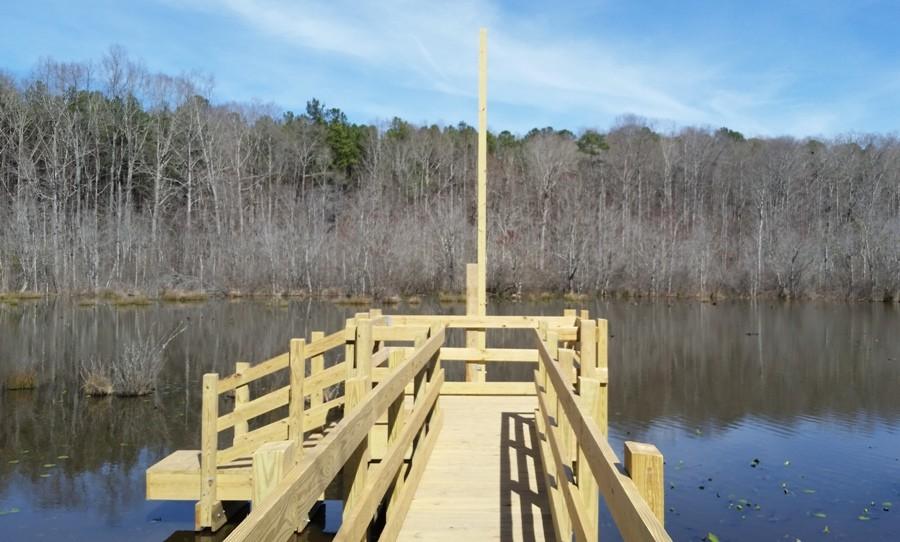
[1,288,898,306]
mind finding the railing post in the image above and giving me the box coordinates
[252,440,296,505]
[558,349,576,470]
[577,375,602,542]
[198,373,225,531]
[387,348,408,513]
[356,318,373,380]
[310,331,325,408]
[289,339,306,451]
[579,319,597,380]
[597,318,609,437]
[624,441,665,524]
[343,375,369,542]
[234,362,250,441]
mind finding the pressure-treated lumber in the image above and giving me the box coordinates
[252,440,296,505]
[223,328,445,542]
[234,362,250,439]
[624,441,665,524]
[310,331,325,408]
[535,333,671,542]
[477,29,488,318]
[397,396,554,541]
[289,339,306,448]
[199,373,222,530]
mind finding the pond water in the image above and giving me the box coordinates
[0,299,898,541]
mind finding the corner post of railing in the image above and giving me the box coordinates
[233,362,250,442]
[289,338,306,451]
[198,372,225,531]
[624,441,665,524]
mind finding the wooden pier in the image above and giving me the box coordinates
[146,28,672,541]
[146,307,671,541]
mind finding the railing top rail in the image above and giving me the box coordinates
[534,329,672,542]
[217,328,346,394]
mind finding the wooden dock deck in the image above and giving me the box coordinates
[397,395,554,541]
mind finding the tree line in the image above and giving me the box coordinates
[1,49,898,301]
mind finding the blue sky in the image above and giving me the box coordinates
[2,0,899,137]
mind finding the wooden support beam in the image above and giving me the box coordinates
[310,331,325,409]
[597,319,609,437]
[342,376,370,541]
[578,376,602,542]
[477,29,488,318]
[625,442,665,524]
[579,319,597,380]
[289,339,306,450]
[198,373,223,531]
[234,362,250,441]
[252,440,297,505]
[466,263,487,383]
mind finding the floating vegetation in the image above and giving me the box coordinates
[802,489,816,494]
[813,512,827,519]
[4,369,38,390]
[57,455,69,460]
[39,473,50,478]
[823,525,830,534]
[111,293,152,307]
[160,289,209,303]
[42,463,56,468]
[333,294,373,306]
[705,533,720,542]
[7,459,19,464]
[437,291,466,303]
[858,515,871,521]
[0,507,21,516]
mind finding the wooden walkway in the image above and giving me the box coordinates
[398,395,555,541]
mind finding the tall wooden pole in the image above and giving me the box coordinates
[477,28,488,317]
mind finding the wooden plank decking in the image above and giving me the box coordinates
[397,395,556,541]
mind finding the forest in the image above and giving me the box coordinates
[1,49,898,301]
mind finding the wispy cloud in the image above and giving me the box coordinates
[21,0,900,136]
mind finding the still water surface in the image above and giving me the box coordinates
[0,299,898,541]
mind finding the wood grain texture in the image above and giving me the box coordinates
[397,396,555,542]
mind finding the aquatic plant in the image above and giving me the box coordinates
[80,323,186,397]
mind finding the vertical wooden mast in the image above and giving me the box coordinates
[466,29,489,383]
[477,27,488,317]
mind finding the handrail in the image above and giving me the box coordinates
[217,328,345,393]
[224,326,446,541]
[534,326,672,542]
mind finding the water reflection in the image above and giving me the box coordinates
[0,299,898,540]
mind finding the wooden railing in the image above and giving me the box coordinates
[197,326,349,529]
[382,310,577,396]
[534,318,672,542]
[224,325,445,541]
